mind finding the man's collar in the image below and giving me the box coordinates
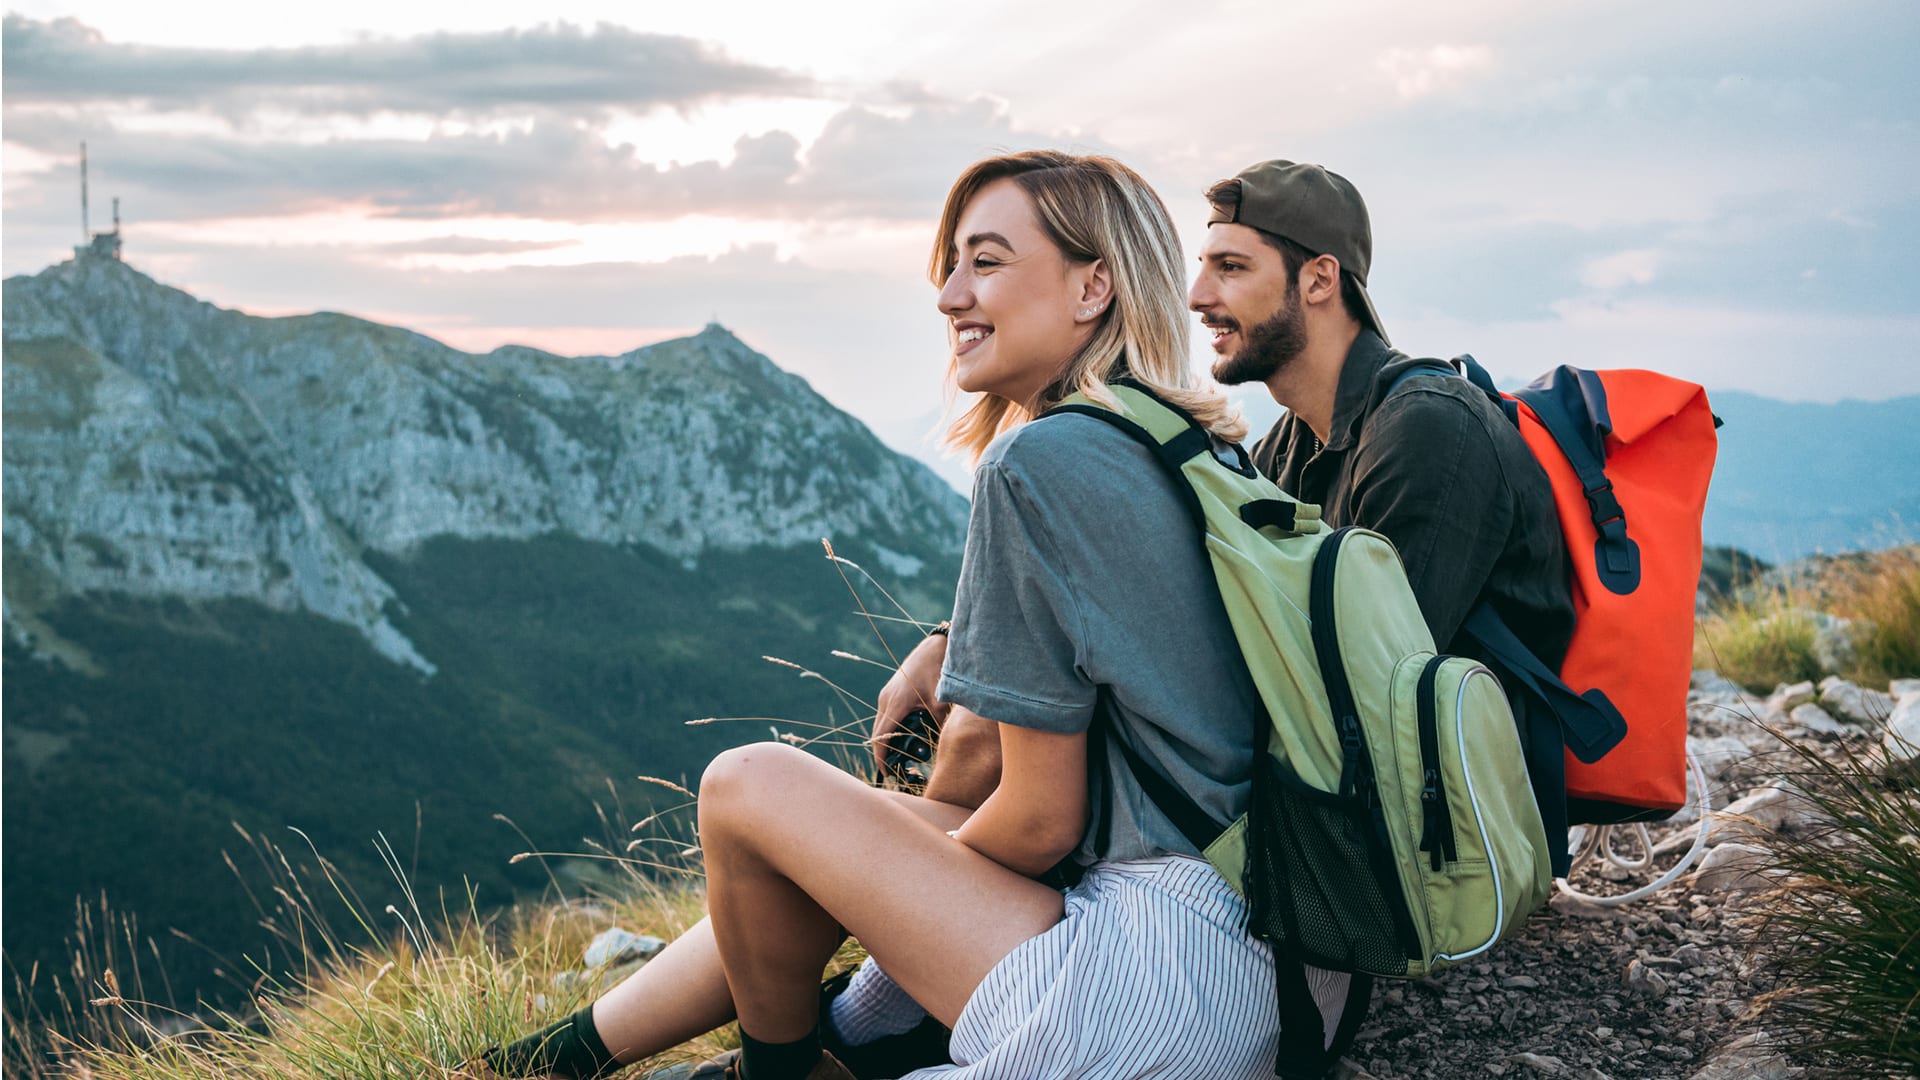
[1320,329,1394,452]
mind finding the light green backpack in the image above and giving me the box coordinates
[1047,381,1552,1079]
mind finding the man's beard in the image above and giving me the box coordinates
[1211,285,1307,386]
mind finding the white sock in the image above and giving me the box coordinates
[828,957,929,1045]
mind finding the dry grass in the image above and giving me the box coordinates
[2,822,730,1080]
[1696,543,1920,692]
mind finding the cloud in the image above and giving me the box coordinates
[0,15,814,118]
[1377,44,1494,101]
[370,236,576,255]
[0,98,1084,226]
[1580,248,1662,290]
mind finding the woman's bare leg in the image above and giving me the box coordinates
[588,788,980,1062]
[699,742,1063,1041]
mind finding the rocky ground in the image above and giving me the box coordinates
[1339,673,1920,1080]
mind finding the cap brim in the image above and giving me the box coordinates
[1352,277,1390,347]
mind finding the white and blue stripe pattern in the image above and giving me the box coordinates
[898,856,1350,1079]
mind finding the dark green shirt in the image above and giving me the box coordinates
[1251,330,1574,671]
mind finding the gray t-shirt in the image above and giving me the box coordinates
[936,412,1264,865]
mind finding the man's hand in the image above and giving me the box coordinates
[871,632,951,775]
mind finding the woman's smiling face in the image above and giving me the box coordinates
[937,178,1097,408]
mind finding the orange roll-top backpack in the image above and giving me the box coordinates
[1402,359,1719,846]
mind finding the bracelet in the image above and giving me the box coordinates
[928,620,952,637]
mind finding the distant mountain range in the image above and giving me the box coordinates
[2,257,968,1006]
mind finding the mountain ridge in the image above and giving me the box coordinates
[3,256,968,670]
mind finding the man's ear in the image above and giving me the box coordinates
[1300,254,1343,309]
[1075,259,1114,321]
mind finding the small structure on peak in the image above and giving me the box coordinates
[74,142,123,262]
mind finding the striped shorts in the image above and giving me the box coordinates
[899,855,1350,1080]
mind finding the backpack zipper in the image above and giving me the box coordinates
[1416,655,1459,871]
[1435,668,1516,962]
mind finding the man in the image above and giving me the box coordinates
[1187,158,1576,869]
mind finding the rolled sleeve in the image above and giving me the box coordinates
[937,456,1098,735]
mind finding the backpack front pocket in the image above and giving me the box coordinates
[1243,753,1422,976]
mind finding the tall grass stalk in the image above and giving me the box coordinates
[1752,735,1920,1071]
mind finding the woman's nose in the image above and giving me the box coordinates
[937,267,972,315]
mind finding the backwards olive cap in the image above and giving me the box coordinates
[1207,159,1388,345]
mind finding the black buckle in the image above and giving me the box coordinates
[1584,480,1625,527]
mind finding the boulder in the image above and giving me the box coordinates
[1764,681,1815,715]
[1787,702,1851,737]
[1885,693,1920,773]
[1688,734,1755,782]
[1686,1031,1802,1080]
[1691,670,1745,697]
[583,927,666,968]
[1689,842,1778,893]
[1625,958,1670,998]
[1707,787,1819,841]
[1890,678,1920,699]
[1818,676,1893,724]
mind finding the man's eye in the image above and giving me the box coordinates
[1220,261,1242,272]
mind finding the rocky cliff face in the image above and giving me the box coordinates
[2,257,969,672]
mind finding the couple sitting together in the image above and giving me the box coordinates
[479,151,1571,1080]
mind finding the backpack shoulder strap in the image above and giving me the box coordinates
[1040,387,1236,854]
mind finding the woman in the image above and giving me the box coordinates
[483,151,1350,1080]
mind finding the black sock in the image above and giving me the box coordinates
[483,1004,618,1079]
[738,1027,822,1080]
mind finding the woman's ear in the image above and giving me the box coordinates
[1074,259,1114,322]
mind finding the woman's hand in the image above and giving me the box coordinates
[871,632,951,775]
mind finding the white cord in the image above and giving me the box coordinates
[1554,751,1714,907]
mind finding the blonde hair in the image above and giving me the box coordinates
[931,151,1246,462]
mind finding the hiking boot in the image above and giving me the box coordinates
[817,970,952,1080]
[680,1048,857,1080]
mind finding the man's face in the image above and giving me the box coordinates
[1190,223,1306,387]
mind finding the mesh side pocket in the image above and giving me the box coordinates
[1244,754,1419,975]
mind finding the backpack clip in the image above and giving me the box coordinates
[1583,480,1625,528]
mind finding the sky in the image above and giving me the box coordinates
[4,1,1917,461]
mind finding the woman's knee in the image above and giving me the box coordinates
[698,742,817,831]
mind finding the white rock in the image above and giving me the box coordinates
[1765,681,1815,714]
[1688,734,1755,781]
[1890,678,1920,699]
[1885,693,1920,771]
[1624,958,1670,998]
[1707,788,1818,842]
[1505,1052,1566,1076]
[583,927,666,968]
[1787,702,1851,737]
[1819,677,1894,724]
[1689,842,1778,893]
[1686,1031,1802,1080]
[1691,670,1745,696]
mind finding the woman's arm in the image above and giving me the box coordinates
[952,720,1088,876]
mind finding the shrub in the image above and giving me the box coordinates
[1753,738,1920,1072]
[1695,592,1823,692]
[1833,546,1920,686]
